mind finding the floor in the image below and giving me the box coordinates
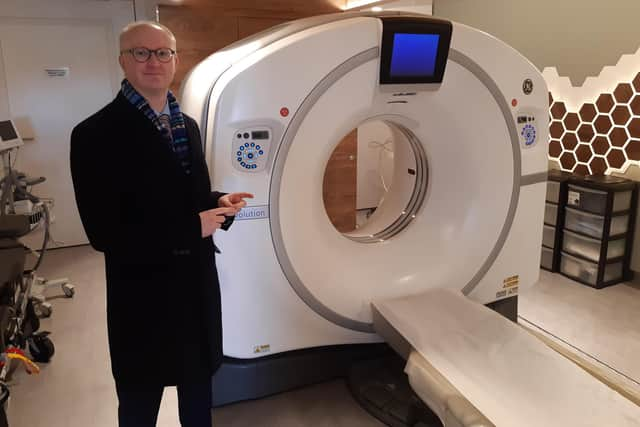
[5,246,383,427]
[519,270,640,394]
[5,246,640,426]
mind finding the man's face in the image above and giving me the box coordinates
[119,26,178,95]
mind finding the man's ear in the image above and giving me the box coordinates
[118,54,125,71]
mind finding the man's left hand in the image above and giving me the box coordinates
[218,192,254,214]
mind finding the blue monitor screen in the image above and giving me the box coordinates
[390,33,440,77]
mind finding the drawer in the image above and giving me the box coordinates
[541,246,554,270]
[544,203,558,226]
[546,181,561,203]
[567,185,632,215]
[562,229,625,262]
[542,225,556,248]
[564,207,629,238]
[560,252,623,287]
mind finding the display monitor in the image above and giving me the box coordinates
[380,18,452,85]
[0,120,23,152]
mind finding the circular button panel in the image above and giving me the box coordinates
[521,124,536,146]
[232,127,271,171]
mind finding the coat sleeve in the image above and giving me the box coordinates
[187,117,228,210]
[70,122,114,252]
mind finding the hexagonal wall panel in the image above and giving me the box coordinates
[575,144,593,163]
[550,121,564,139]
[579,103,597,122]
[561,132,579,150]
[589,156,607,175]
[609,127,629,147]
[551,102,567,120]
[548,77,640,176]
[633,72,640,92]
[631,95,640,116]
[606,148,626,169]
[594,115,613,134]
[629,118,640,139]
[549,140,562,158]
[577,123,595,142]
[573,164,590,175]
[560,151,577,170]
[625,139,640,161]
[596,94,615,113]
[614,83,634,104]
[563,112,580,131]
[612,105,631,126]
[592,136,610,155]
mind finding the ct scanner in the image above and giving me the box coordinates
[181,12,640,427]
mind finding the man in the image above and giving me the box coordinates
[70,21,253,426]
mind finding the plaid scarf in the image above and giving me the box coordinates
[121,79,192,175]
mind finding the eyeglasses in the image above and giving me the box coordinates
[121,47,176,63]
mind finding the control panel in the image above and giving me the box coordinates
[232,127,271,172]
[516,113,537,149]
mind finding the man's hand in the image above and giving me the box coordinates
[218,192,254,212]
[199,207,238,238]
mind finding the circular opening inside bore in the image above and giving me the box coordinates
[322,120,428,243]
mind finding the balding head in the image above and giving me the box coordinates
[119,21,176,51]
[118,21,179,102]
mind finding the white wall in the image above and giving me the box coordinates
[0,0,135,247]
[356,121,394,210]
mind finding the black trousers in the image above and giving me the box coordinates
[115,380,212,427]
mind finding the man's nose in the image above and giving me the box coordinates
[146,53,162,66]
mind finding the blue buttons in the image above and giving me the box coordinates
[237,151,242,156]
[250,142,255,147]
[239,146,244,151]
[522,124,536,146]
[252,164,257,169]
[259,150,264,155]
[248,153,254,159]
[256,145,261,150]
[241,161,246,167]
[237,157,242,162]
[244,143,249,147]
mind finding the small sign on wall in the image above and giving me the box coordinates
[45,67,69,78]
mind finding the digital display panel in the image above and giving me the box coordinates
[252,130,269,140]
[379,17,452,85]
[390,33,440,78]
[0,121,18,141]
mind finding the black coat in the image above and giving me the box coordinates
[70,92,225,386]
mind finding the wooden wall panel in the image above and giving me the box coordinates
[238,17,288,39]
[159,0,344,93]
[323,130,357,233]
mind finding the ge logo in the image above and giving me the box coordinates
[523,79,534,95]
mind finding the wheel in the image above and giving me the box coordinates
[62,284,75,298]
[28,333,54,363]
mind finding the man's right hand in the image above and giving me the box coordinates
[199,207,237,238]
